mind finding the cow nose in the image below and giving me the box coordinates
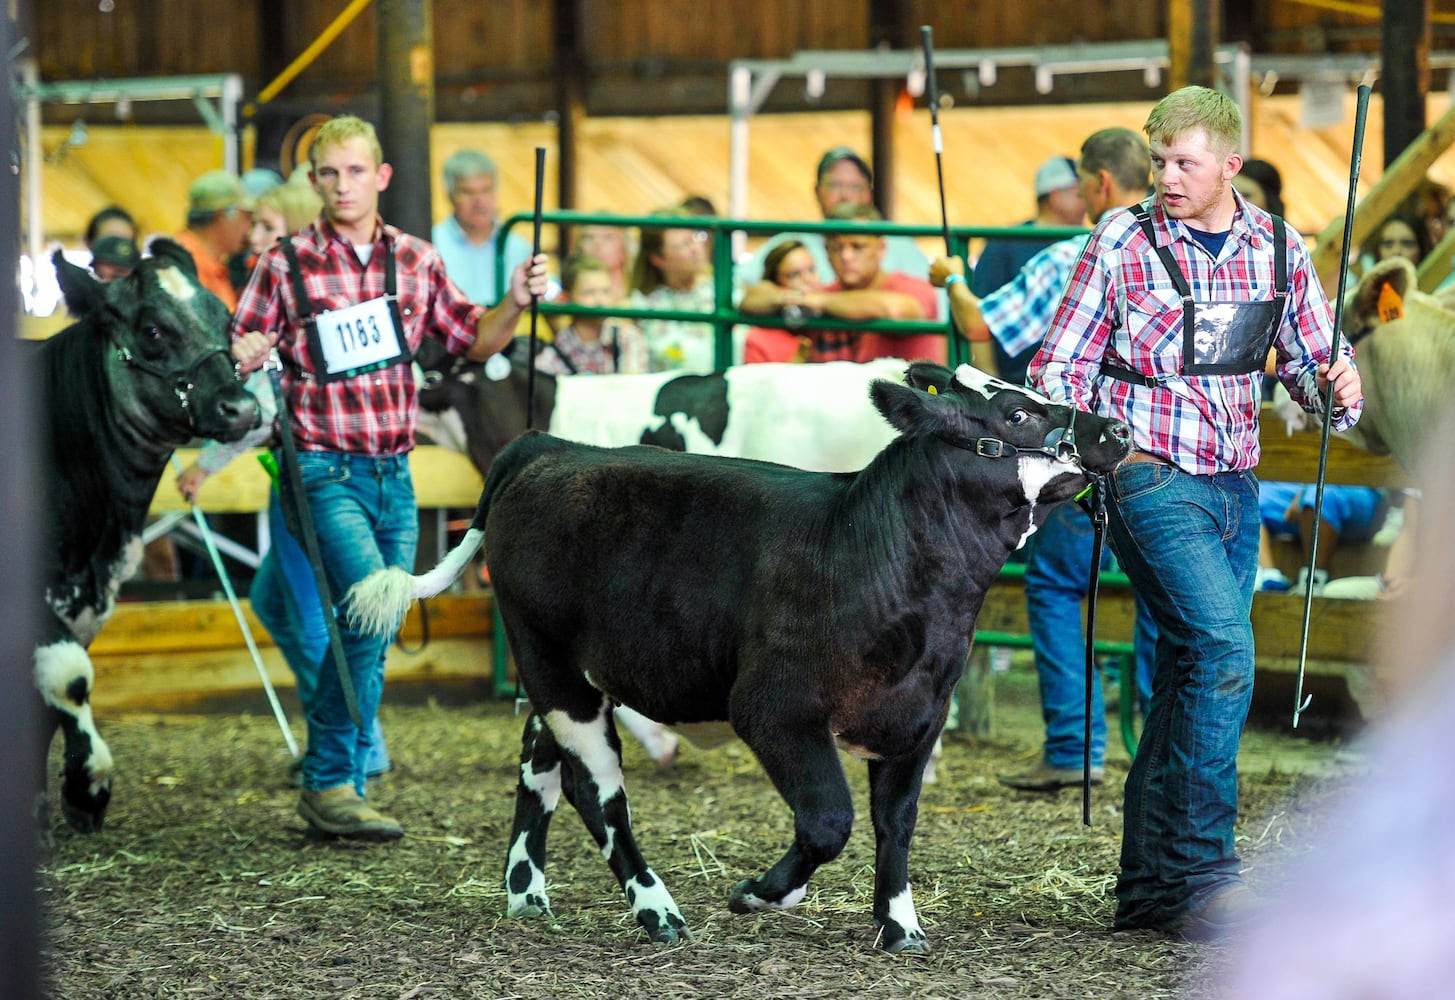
[1109,421,1131,442]
[217,395,261,428]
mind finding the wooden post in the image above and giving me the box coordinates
[1312,100,1455,297]
[375,0,435,239]
[956,647,994,737]
[1382,0,1431,169]
[554,0,585,216]
[1168,0,1220,90]
[868,0,911,221]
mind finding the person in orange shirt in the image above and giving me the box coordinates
[174,169,254,312]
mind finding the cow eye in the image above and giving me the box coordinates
[1008,408,1032,425]
[147,326,163,340]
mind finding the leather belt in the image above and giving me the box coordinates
[1122,450,1172,466]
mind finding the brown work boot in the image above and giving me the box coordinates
[1176,884,1259,942]
[298,785,403,842]
[997,761,1105,791]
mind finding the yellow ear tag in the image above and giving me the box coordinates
[1377,280,1405,322]
[927,384,938,395]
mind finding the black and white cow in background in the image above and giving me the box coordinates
[346,362,1131,952]
[37,241,261,832]
[415,339,905,476]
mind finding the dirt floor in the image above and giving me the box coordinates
[37,663,1365,999]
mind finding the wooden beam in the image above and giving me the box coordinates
[1168,0,1220,91]
[1382,0,1432,169]
[1313,98,1455,296]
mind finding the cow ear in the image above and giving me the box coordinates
[1349,257,1416,330]
[902,361,956,395]
[147,237,202,280]
[51,249,107,318]
[870,377,968,438]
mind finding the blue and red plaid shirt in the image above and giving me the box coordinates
[232,217,485,455]
[1029,194,1361,475]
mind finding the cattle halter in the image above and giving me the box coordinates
[972,410,1083,466]
[115,343,235,427]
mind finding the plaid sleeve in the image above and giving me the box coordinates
[981,236,1086,360]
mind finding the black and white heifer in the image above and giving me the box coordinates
[346,362,1130,952]
[36,240,260,832]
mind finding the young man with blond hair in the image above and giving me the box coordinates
[1030,86,1363,939]
[231,115,546,842]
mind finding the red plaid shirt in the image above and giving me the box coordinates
[1030,196,1361,475]
[232,218,484,455]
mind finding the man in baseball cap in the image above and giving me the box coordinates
[175,170,255,310]
[90,234,140,282]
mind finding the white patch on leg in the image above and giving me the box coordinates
[625,870,684,924]
[545,706,623,806]
[884,885,926,945]
[520,756,561,810]
[48,535,143,647]
[504,830,551,918]
[33,641,114,790]
[734,883,808,911]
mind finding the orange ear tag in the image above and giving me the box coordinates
[1377,280,1405,323]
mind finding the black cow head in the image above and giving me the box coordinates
[52,239,259,444]
[871,361,1131,504]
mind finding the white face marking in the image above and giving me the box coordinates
[952,363,1054,405]
[545,706,624,805]
[155,265,198,304]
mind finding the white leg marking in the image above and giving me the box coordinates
[885,886,923,938]
[545,707,623,806]
[504,830,551,917]
[733,883,808,911]
[625,871,683,920]
[34,641,114,787]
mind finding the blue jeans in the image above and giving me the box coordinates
[1104,462,1259,930]
[287,451,417,797]
[250,495,391,776]
[1024,502,1157,770]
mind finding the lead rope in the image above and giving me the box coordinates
[513,146,547,717]
[1076,476,1107,826]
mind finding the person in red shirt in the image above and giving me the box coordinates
[231,115,547,843]
[739,203,944,364]
[174,170,255,312]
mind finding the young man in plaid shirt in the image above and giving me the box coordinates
[1030,87,1362,939]
[231,115,547,841]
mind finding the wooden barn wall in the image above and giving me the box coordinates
[32,0,1436,126]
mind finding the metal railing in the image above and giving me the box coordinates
[498,209,1087,369]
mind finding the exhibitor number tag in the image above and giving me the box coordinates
[312,295,408,381]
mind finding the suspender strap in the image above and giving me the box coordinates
[280,238,314,323]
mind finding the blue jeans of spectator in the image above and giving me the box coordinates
[1104,462,1259,930]
[1024,502,1157,771]
[288,452,417,798]
[250,494,391,776]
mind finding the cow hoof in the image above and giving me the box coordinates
[641,911,691,945]
[61,801,104,834]
[506,895,551,920]
[727,879,765,913]
[878,924,930,954]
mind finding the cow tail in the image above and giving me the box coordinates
[343,528,486,637]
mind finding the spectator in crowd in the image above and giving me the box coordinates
[1398,176,1450,251]
[230,114,548,842]
[1255,481,1389,595]
[89,235,140,282]
[743,202,942,364]
[572,220,634,303]
[1029,85,1362,940]
[740,239,819,364]
[84,205,138,248]
[738,146,930,286]
[174,169,255,312]
[1363,211,1430,271]
[971,155,1086,384]
[432,148,532,306]
[1232,157,1285,218]
[630,208,718,372]
[535,253,648,375]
